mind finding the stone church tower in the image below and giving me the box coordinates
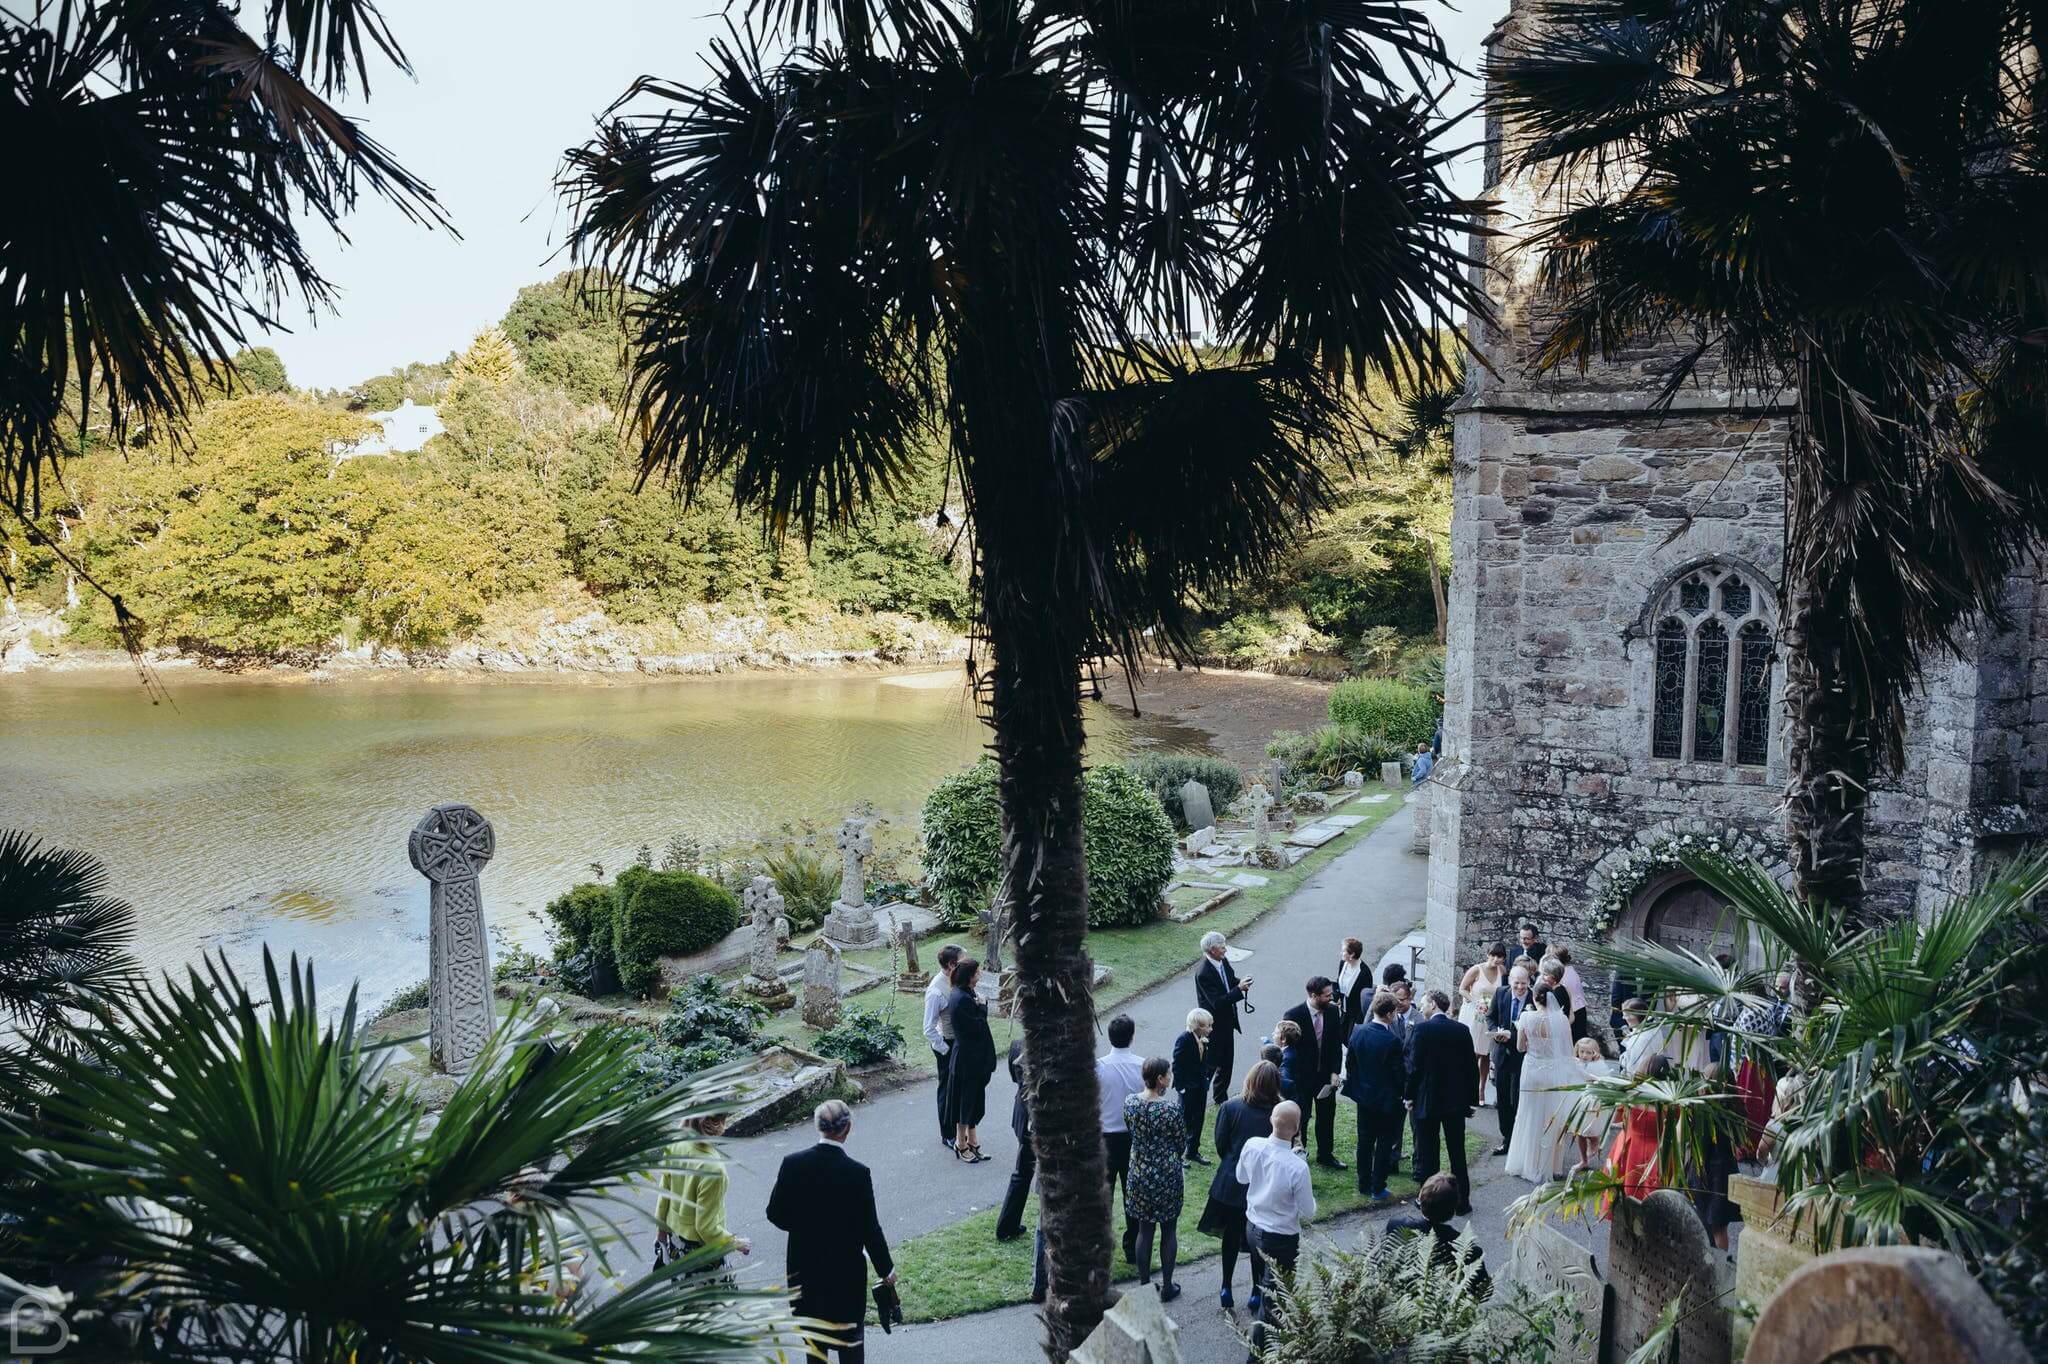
[1423,3,2048,1000]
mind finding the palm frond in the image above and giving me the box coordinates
[0,828,137,1038]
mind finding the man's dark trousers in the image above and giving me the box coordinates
[933,1046,952,1143]
[1246,1224,1301,1359]
[995,1136,1034,1239]
[1412,1111,1472,1212]
[1105,1130,1136,1259]
[1178,1088,1207,1160]
[1310,1087,1338,1163]
[1355,1104,1402,1195]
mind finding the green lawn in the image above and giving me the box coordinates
[757,792,1406,1072]
[886,1112,1488,1323]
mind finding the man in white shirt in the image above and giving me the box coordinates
[922,943,963,1150]
[1096,1013,1146,1264]
[1236,1100,1316,1354]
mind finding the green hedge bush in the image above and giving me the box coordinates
[921,760,1007,926]
[922,759,1175,930]
[1328,676,1438,749]
[545,881,620,994]
[1269,723,1408,781]
[1082,765,1178,927]
[612,870,741,997]
[813,1007,906,1066]
[1125,753,1245,830]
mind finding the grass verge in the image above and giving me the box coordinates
[888,1117,1488,1323]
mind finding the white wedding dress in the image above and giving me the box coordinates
[1504,998,1578,1183]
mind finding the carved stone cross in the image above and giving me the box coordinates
[744,875,786,984]
[408,803,496,1076]
[1249,782,1276,848]
[835,816,872,909]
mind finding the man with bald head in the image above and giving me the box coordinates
[1487,965,1533,1156]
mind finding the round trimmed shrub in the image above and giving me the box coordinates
[921,759,1006,927]
[612,870,741,997]
[544,881,619,995]
[1126,753,1245,830]
[920,759,1176,930]
[1080,764,1176,928]
[1327,677,1438,749]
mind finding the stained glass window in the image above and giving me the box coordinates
[1653,616,1688,759]
[1679,576,1710,614]
[1738,620,1774,766]
[1693,619,1729,762]
[1648,563,1774,767]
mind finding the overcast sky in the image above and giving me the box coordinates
[253,0,1501,391]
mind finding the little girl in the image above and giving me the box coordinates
[1568,1036,1617,1171]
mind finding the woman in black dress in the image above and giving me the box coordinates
[1196,1059,1281,1314]
[945,957,998,1163]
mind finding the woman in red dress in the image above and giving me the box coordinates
[1602,1055,1671,1219]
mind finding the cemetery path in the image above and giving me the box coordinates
[613,797,1435,1304]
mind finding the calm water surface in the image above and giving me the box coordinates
[0,669,1204,1007]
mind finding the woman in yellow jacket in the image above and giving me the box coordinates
[654,1114,751,1273]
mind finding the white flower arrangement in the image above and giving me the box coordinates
[1588,832,1739,938]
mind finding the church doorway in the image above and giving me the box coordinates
[1639,873,1739,961]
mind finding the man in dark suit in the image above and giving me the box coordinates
[765,1099,895,1362]
[1281,975,1348,1170]
[1342,991,1406,1199]
[995,1039,1033,1240]
[1194,932,1251,1104]
[1171,1011,1214,1163]
[1404,989,1478,1216]
[1518,922,1547,969]
[1487,966,1532,1156]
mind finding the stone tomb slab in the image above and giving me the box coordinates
[1229,872,1271,887]
[1285,822,1344,848]
[1321,815,1367,828]
[1356,792,1392,804]
[872,901,941,940]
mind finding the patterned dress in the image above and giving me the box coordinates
[1123,1092,1187,1224]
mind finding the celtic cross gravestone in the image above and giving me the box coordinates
[821,815,880,946]
[408,803,496,1076]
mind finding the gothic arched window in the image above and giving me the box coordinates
[1647,564,1776,766]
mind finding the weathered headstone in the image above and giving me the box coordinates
[1266,758,1288,793]
[408,803,496,1076]
[802,938,843,1028]
[1071,1278,1183,1364]
[895,919,925,992]
[820,815,880,947]
[1380,760,1405,786]
[1744,1247,2026,1364]
[1501,1220,1607,1364]
[1610,1188,1732,1364]
[1342,769,1365,788]
[1184,826,1216,856]
[1179,779,1215,832]
[741,876,794,1009]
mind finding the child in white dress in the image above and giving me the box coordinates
[1569,1037,1617,1171]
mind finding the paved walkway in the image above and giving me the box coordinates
[673,798,1433,1258]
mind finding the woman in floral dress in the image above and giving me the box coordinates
[1124,1055,1188,1301]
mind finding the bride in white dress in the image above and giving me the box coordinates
[1504,980,1579,1183]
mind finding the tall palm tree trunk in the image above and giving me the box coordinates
[1781,343,1874,918]
[954,281,1113,1356]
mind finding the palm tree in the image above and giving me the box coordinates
[560,3,1486,1347]
[0,0,446,613]
[0,829,137,1068]
[1489,0,2048,917]
[0,950,805,1361]
[1521,850,2048,1262]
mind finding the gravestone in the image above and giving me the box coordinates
[802,938,844,1028]
[1247,783,1282,869]
[408,803,497,1076]
[895,919,925,992]
[1266,758,1288,793]
[1501,1220,1607,1364]
[1071,1279,1183,1364]
[820,815,880,947]
[740,876,794,1009]
[1184,826,1216,856]
[1342,769,1365,788]
[1744,1247,2026,1364]
[1179,779,1215,832]
[1380,760,1404,786]
[1610,1188,1732,1364]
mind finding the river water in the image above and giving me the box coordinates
[0,669,1204,1008]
